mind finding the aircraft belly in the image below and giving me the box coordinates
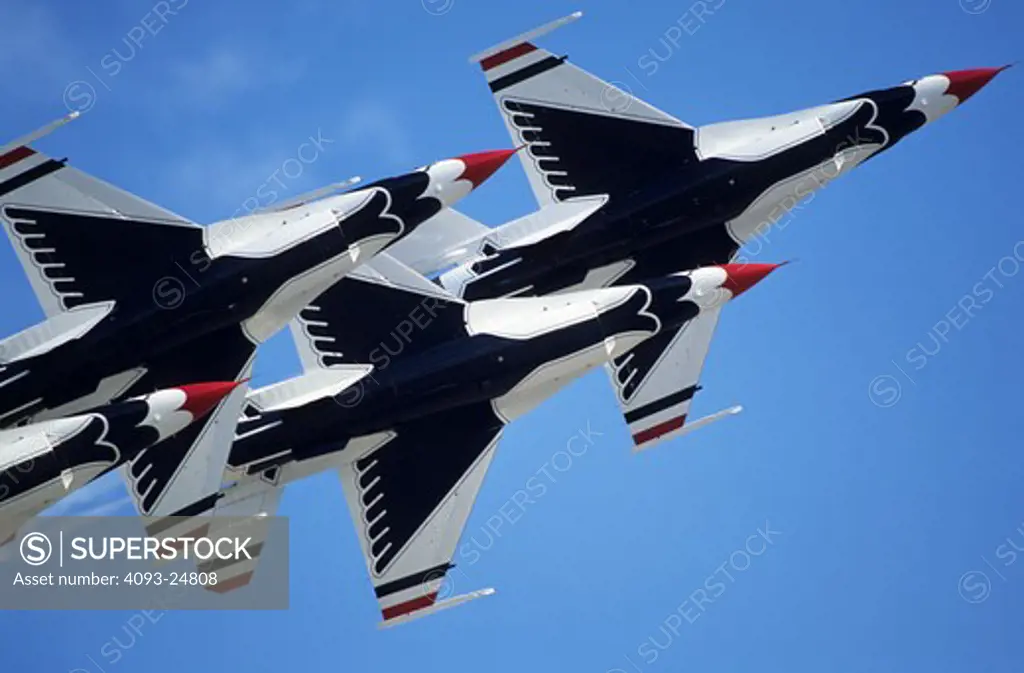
[230,430,394,487]
[241,251,363,343]
[493,342,612,422]
[282,431,393,483]
[725,144,880,247]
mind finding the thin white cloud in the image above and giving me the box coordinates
[163,45,307,111]
[166,145,284,213]
[163,98,411,219]
[338,99,416,169]
[0,4,78,96]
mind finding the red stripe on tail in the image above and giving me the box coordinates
[382,592,438,621]
[632,415,687,446]
[0,146,35,170]
[481,43,537,71]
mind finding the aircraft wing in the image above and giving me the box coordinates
[470,12,697,207]
[0,124,198,319]
[158,400,505,625]
[337,402,503,627]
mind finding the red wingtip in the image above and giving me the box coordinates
[720,262,784,298]
[177,380,245,420]
[454,148,518,188]
[942,65,1011,103]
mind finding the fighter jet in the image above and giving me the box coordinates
[141,254,780,621]
[0,381,239,545]
[0,112,516,517]
[387,11,1009,449]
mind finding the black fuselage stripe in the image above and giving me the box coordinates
[623,385,699,424]
[489,56,567,93]
[0,159,65,198]
[374,562,454,598]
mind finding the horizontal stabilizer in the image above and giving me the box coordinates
[395,204,604,278]
[247,365,374,411]
[385,209,492,275]
[492,196,606,249]
[436,197,606,296]
[0,302,112,363]
[360,252,459,298]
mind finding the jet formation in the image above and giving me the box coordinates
[0,10,1006,626]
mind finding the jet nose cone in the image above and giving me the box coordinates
[720,262,785,298]
[454,147,520,188]
[943,65,1012,103]
[177,380,246,420]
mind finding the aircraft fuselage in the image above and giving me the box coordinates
[0,174,441,426]
[227,274,704,475]
[445,78,956,301]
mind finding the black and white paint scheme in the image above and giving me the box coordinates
[0,123,514,518]
[388,13,1007,451]
[150,255,777,625]
[0,381,237,545]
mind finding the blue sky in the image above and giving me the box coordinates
[1,0,1022,670]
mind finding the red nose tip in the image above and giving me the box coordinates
[454,148,520,188]
[720,262,785,298]
[177,380,246,419]
[943,65,1011,103]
